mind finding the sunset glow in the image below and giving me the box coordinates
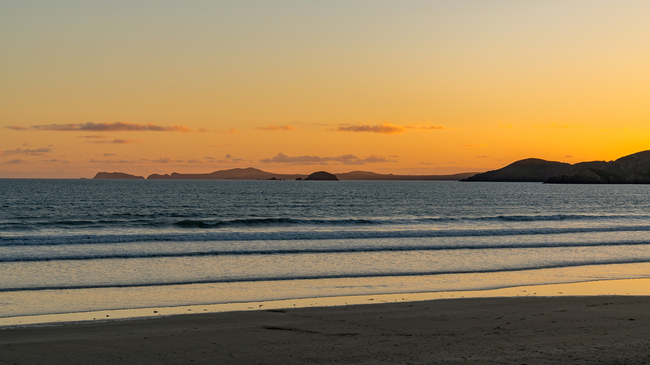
[2,1,650,178]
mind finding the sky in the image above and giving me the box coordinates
[2,0,650,178]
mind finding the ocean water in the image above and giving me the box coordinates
[2,179,650,318]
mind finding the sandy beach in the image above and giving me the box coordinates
[2,294,650,364]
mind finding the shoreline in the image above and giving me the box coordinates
[3,277,650,328]
[3,287,650,364]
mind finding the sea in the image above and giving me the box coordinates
[2,179,650,319]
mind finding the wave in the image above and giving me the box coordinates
[2,259,650,292]
[1,213,648,232]
[3,240,650,263]
[3,225,650,247]
[143,214,650,228]
[173,217,379,228]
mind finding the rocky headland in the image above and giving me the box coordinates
[463,150,650,184]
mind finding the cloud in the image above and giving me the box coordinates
[91,154,238,165]
[6,159,26,164]
[255,125,299,131]
[260,153,395,165]
[5,125,27,131]
[77,135,110,139]
[217,154,243,163]
[405,124,445,130]
[1,146,53,156]
[333,123,406,134]
[362,155,392,163]
[32,122,191,132]
[141,156,183,164]
[86,139,140,144]
[331,122,444,134]
[187,159,209,164]
[150,156,175,163]
[199,128,238,134]
[89,155,179,164]
[464,143,487,148]
[261,153,342,165]
[186,154,244,164]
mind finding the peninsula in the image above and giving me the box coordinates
[463,150,650,183]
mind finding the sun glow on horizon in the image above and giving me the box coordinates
[2,1,650,178]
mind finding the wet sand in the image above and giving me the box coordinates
[2,295,650,364]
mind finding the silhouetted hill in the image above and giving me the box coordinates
[147,168,304,180]
[304,171,339,181]
[144,168,478,180]
[94,168,478,181]
[93,172,144,180]
[461,159,574,182]
[463,150,650,184]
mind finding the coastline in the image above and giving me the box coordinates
[3,277,649,328]
[2,280,650,364]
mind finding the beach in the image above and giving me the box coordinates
[2,294,650,364]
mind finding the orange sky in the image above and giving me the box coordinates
[2,1,650,178]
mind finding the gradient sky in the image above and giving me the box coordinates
[2,0,650,178]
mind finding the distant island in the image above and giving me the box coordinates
[303,171,339,181]
[462,150,650,184]
[93,168,478,181]
[93,172,145,180]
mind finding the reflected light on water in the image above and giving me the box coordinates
[2,278,650,328]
